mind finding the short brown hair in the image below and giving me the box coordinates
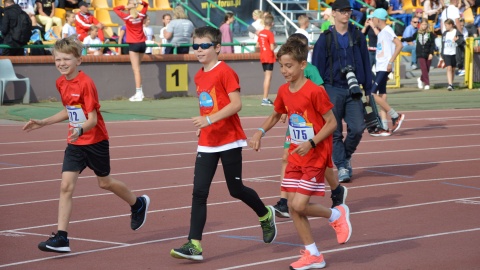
[277,39,308,62]
[193,26,221,44]
[53,36,83,58]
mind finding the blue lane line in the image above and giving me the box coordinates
[218,235,303,247]
[364,169,414,179]
[0,162,22,167]
[442,182,480,191]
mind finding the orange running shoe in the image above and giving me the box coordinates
[289,250,326,270]
[329,204,352,244]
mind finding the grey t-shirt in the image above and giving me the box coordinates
[165,19,194,44]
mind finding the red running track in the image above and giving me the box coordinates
[0,108,479,269]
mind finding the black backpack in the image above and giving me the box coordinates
[12,10,33,45]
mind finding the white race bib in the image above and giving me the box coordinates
[288,113,314,144]
[66,105,87,127]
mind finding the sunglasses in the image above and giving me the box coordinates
[336,9,353,15]
[412,21,419,23]
[192,43,216,50]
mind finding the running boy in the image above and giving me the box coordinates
[369,8,405,137]
[257,14,276,106]
[250,39,352,270]
[23,37,150,253]
[170,26,277,261]
[273,33,347,219]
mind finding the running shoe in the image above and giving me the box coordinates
[170,240,203,261]
[273,200,290,218]
[331,185,348,208]
[391,114,405,132]
[260,205,277,243]
[131,195,150,231]
[38,232,71,253]
[329,204,352,244]
[369,129,392,137]
[289,250,326,270]
[261,99,273,106]
[337,167,350,183]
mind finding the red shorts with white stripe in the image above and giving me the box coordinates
[281,164,326,196]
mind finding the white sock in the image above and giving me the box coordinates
[388,109,399,119]
[382,119,388,130]
[305,243,320,256]
[136,87,142,94]
[328,208,341,222]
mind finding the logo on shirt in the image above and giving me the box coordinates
[71,94,80,97]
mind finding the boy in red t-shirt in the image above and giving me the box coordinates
[170,26,277,261]
[257,14,276,106]
[22,37,150,253]
[249,39,352,270]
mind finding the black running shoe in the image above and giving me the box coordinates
[131,195,150,231]
[38,232,71,253]
[260,206,277,243]
[170,240,203,261]
[273,200,290,218]
[331,185,348,208]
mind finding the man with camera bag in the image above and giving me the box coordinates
[312,0,372,183]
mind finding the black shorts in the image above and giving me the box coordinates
[443,54,456,68]
[262,63,274,71]
[371,71,390,95]
[129,42,147,53]
[62,140,111,177]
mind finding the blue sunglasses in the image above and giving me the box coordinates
[192,43,216,50]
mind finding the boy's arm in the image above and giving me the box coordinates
[388,37,403,72]
[249,111,283,151]
[290,110,336,156]
[192,90,242,128]
[23,108,69,132]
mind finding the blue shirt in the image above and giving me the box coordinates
[402,25,418,46]
[312,24,373,94]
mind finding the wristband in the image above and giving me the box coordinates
[206,116,212,125]
[388,62,394,65]
[75,127,83,136]
[309,138,316,148]
[258,128,266,137]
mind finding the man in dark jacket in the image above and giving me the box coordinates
[1,0,26,56]
[312,0,372,183]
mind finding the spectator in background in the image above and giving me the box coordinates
[158,13,171,54]
[56,0,79,9]
[295,15,313,62]
[388,0,412,26]
[76,1,104,42]
[220,11,235,54]
[15,0,38,28]
[402,16,420,69]
[424,0,443,20]
[118,23,129,55]
[113,0,149,102]
[350,0,364,23]
[35,0,62,32]
[143,14,154,55]
[0,5,4,54]
[1,0,26,56]
[248,9,264,42]
[362,9,380,74]
[83,25,103,55]
[441,18,464,91]
[320,8,334,32]
[62,10,76,38]
[257,14,276,106]
[441,0,462,33]
[163,5,194,54]
[456,18,468,76]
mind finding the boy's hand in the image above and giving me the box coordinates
[22,119,45,132]
[290,141,312,156]
[280,114,287,123]
[192,116,209,128]
[68,127,81,143]
[249,131,263,151]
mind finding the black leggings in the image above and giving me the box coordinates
[188,147,268,240]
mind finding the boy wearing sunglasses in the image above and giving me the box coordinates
[170,26,277,261]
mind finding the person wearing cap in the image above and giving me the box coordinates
[369,8,405,137]
[362,8,380,73]
[312,0,372,183]
[75,1,105,42]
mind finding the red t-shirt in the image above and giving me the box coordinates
[258,29,275,64]
[274,80,334,168]
[56,71,109,145]
[113,2,148,43]
[195,61,247,147]
[75,12,100,41]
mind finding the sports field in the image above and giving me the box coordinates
[1,89,480,269]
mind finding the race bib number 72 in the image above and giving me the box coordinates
[66,105,87,127]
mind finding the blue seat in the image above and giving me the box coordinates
[0,59,30,106]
